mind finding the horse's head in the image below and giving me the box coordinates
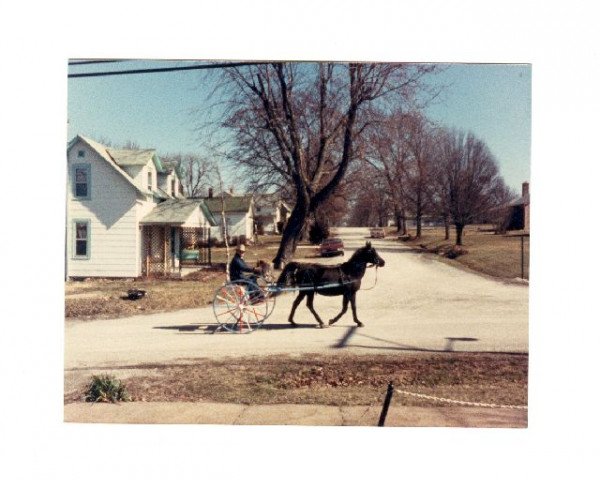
[256,259,274,282]
[359,241,385,267]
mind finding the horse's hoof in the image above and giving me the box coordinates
[289,322,298,328]
[356,322,364,328]
[328,319,337,325]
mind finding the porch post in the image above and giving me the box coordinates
[163,226,168,275]
[145,227,150,277]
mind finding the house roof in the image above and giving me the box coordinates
[107,148,166,172]
[254,192,292,212]
[69,135,149,199]
[204,195,253,214]
[140,199,217,225]
[152,186,172,201]
[161,159,183,178]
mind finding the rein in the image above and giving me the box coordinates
[361,264,379,291]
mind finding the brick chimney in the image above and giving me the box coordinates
[208,187,213,199]
[229,187,234,195]
[522,182,529,198]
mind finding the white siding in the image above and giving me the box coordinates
[67,140,145,278]
[123,163,156,193]
[212,211,253,240]
[158,171,178,197]
[182,207,210,228]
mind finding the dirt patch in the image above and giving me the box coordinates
[65,353,528,407]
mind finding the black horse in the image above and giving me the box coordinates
[275,241,385,328]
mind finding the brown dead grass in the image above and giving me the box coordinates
[65,267,225,320]
[65,353,528,407]
[387,225,529,280]
[64,237,312,320]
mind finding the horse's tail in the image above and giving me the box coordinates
[273,262,300,296]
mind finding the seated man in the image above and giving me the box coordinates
[229,244,263,302]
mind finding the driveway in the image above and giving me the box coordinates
[64,227,528,370]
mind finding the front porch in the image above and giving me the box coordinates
[141,225,212,277]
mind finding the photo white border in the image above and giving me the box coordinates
[3,0,598,478]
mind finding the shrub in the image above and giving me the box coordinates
[84,374,132,403]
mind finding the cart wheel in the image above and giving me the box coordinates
[212,280,269,333]
[256,276,276,319]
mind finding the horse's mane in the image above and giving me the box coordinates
[347,245,369,264]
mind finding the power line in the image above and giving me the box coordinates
[68,60,130,66]
[68,61,271,78]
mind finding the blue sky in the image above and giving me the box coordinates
[67,61,530,193]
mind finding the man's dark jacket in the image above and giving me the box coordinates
[230,253,255,281]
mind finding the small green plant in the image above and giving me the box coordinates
[84,374,132,403]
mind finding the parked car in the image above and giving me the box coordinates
[319,237,345,257]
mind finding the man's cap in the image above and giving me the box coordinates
[236,244,246,252]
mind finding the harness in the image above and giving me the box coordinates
[267,262,379,293]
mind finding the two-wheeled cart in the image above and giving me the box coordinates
[212,276,278,333]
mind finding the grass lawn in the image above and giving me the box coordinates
[385,225,529,280]
[65,352,528,408]
[65,235,318,320]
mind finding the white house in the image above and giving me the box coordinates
[203,193,255,244]
[66,135,216,278]
[253,193,291,234]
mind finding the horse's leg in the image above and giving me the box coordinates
[305,293,326,328]
[350,292,363,327]
[287,292,305,327]
[329,294,349,325]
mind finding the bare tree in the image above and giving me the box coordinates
[436,129,508,245]
[364,111,410,234]
[206,62,436,268]
[346,164,391,227]
[402,113,438,238]
[214,165,231,278]
[122,139,140,149]
[161,153,214,198]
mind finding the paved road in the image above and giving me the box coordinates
[65,227,528,370]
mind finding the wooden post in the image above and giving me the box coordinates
[145,227,150,277]
[378,381,394,427]
[164,226,168,275]
[521,235,525,280]
[208,228,212,265]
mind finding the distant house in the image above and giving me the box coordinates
[66,135,216,278]
[253,193,291,234]
[203,191,255,244]
[500,182,530,232]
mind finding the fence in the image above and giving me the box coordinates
[378,381,528,426]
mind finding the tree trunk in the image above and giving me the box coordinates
[273,201,308,269]
[395,212,402,232]
[455,223,465,246]
[415,211,422,238]
[444,215,450,240]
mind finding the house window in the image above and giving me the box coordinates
[73,164,91,199]
[73,220,90,258]
[148,171,153,190]
[77,150,85,158]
